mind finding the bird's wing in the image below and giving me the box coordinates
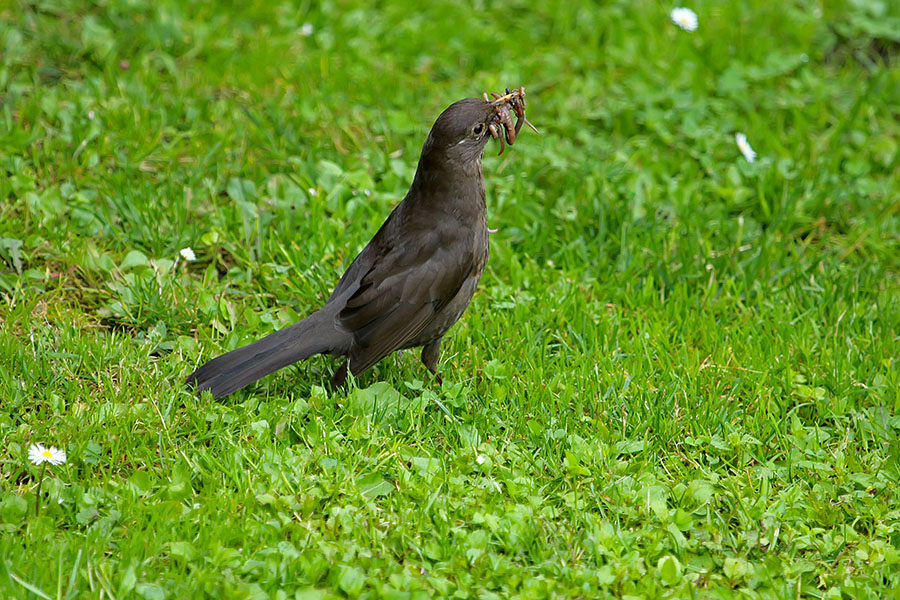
[337,230,473,374]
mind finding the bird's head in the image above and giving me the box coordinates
[424,98,499,165]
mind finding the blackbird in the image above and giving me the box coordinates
[187,90,535,398]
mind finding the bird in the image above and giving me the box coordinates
[186,90,535,398]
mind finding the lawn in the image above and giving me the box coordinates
[2,0,899,597]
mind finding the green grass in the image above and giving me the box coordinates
[2,0,900,597]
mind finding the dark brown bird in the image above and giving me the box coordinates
[187,90,535,398]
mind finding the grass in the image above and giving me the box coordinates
[2,0,899,597]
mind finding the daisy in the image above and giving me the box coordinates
[300,23,314,37]
[735,133,757,163]
[28,443,67,466]
[670,7,698,32]
[179,247,196,262]
[29,442,67,517]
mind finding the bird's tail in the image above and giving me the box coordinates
[186,308,346,398]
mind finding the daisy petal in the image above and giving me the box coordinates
[28,443,48,465]
[735,132,757,163]
[46,446,67,466]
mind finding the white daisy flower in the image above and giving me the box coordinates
[670,7,698,32]
[300,23,314,37]
[308,187,319,197]
[179,247,196,262]
[735,133,757,163]
[28,443,67,466]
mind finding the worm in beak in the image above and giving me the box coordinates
[483,86,539,155]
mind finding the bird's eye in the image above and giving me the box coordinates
[473,123,484,136]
